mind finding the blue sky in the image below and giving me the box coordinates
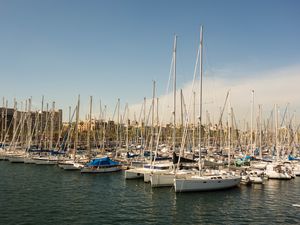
[0,0,299,120]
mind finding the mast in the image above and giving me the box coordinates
[292,111,296,156]
[58,109,61,149]
[74,95,80,160]
[198,25,203,175]
[228,92,232,171]
[49,101,55,150]
[141,97,146,158]
[39,96,44,150]
[275,104,279,161]
[87,96,93,159]
[116,98,120,150]
[150,80,156,163]
[250,90,254,155]
[193,91,196,155]
[34,107,39,147]
[156,97,159,142]
[102,105,107,152]
[20,101,25,148]
[4,100,8,144]
[172,35,177,156]
[13,99,17,144]
[99,100,102,149]
[1,97,4,143]
[206,110,210,149]
[27,98,32,150]
[180,89,184,128]
[259,104,262,159]
[125,103,129,152]
[45,103,49,149]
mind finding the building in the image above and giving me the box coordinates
[0,107,63,143]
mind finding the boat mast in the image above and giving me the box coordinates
[1,97,4,143]
[13,99,17,144]
[117,98,120,150]
[45,103,49,149]
[250,90,254,155]
[99,100,103,150]
[193,91,196,155]
[39,96,44,150]
[142,97,146,151]
[102,105,107,152]
[74,95,80,160]
[228,93,231,170]
[87,96,93,159]
[125,103,129,153]
[156,97,159,144]
[275,104,279,161]
[49,101,55,150]
[150,80,156,163]
[172,35,177,157]
[4,100,8,144]
[20,101,25,148]
[198,25,203,176]
[259,104,262,159]
[180,89,183,129]
[27,98,32,150]
[292,111,296,156]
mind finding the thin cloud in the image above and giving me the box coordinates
[129,65,300,126]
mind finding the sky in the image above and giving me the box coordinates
[0,0,299,123]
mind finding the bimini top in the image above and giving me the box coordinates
[87,157,120,167]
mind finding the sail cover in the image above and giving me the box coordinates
[87,157,120,166]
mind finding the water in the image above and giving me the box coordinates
[0,161,299,225]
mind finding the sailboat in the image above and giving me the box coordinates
[125,80,173,181]
[59,96,85,170]
[174,26,241,192]
[264,104,292,179]
[81,156,122,173]
[80,96,122,173]
[8,100,30,163]
[149,35,193,187]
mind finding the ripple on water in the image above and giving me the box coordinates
[1,161,300,225]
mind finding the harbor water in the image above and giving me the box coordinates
[0,161,299,225]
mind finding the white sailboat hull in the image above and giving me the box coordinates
[125,162,172,181]
[143,168,172,183]
[144,170,156,183]
[150,171,190,187]
[58,162,83,170]
[150,172,174,187]
[294,171,300,176]
[174,175,241,192]
[8,156,25,163]
[34,158,58,165]
[249,176,264,184]
[24,158,36,164]
[125,168,145,179]
[265,171,291,179]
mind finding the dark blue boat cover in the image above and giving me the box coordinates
[87,157,120,166]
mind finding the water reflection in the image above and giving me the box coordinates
[1,161,300,225]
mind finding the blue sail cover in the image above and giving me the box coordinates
[87,157,120,167]
[288,155,300,161]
